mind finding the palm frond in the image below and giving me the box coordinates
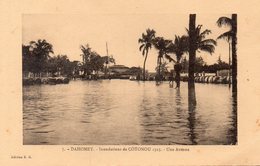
[185,28,189,34]
[29,41,36,45]
[170,35,188,55]
[198,45,215,55]
[138,38,144,43]
[216,17,232,27]
[167,42,175,53]
[138,28,156,57]
[200,29,212,38]
[164,54,176,63]
[217,30,232,41]
[139,44,145,51]
[142,49,146,56]
[195,25,203,36]
[200,39,217,46]
[38,39,42,44]
[142,33,146,40]
[147,44,152,50]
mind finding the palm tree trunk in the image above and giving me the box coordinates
[231,14,237,145]
[157,56,160,80]
[231,14,237,95]
[188,14,196,90]
[176,64,180,88]
[159,57,162,81]
[229,41,231,88]
[143,51,148,81]
[175,55,182,88]
[188,86,197,144]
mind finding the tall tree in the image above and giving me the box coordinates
[80,44,91,64]
[187,14,217,106]
[29,39,54,76]
[216,14,237,92]
[153,37,172,81]
[155,61,169,78]
[89,51,104,74]
[187,24,217,85]
[231,14,237,94]
[102,55,116,76]
[188,14,197,90]
[80,44,92,76]
[47,55,71,76]
[138,29,156,81]
[188,14,197,107]
[22,45,33,75]
[166,35,188,88]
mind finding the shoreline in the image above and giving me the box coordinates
[22,75,231,86]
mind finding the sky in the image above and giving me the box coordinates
[22,14,231,72]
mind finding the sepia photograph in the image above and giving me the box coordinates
[22,13,237,145]
[2,0,260,165]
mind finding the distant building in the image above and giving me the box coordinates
[109,65,129,74]
[217,69,231,77]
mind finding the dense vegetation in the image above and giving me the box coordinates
[22,40,115,78]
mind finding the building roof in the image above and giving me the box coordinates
[109,65,129,69]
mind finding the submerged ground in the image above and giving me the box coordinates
[23,80,237,145]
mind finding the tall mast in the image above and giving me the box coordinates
[106,42,111,77]
[106,42,109,57]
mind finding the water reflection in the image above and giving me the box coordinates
[188,86,197,145]
[23,80,237,145]
[227,90,237,144]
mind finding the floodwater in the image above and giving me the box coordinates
[23,80,237,145]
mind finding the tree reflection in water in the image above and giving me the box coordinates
[188,85,197,145]
[227,90,237,144]
[232,86,237,144]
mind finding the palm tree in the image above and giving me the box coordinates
[80,44,91,64]
[188,14,197,107]
[138,29,156,81]
[216,14,237,93]
[217,30,232,87]
[153,37,172,81]
[171,35,189,63]
[166,35,189,88]
[155,61,169,78]
[103,55,115,77]
[30,39,53,60]
[187,25,217,55]
[22,45,32,75]
[29,39,54,77]
[80,44,92,76]
[187,23,217,87]
[102,55,116,65]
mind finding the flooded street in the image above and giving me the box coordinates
[23,80,237,145]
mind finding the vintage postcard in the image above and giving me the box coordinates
[0,0,260,165]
